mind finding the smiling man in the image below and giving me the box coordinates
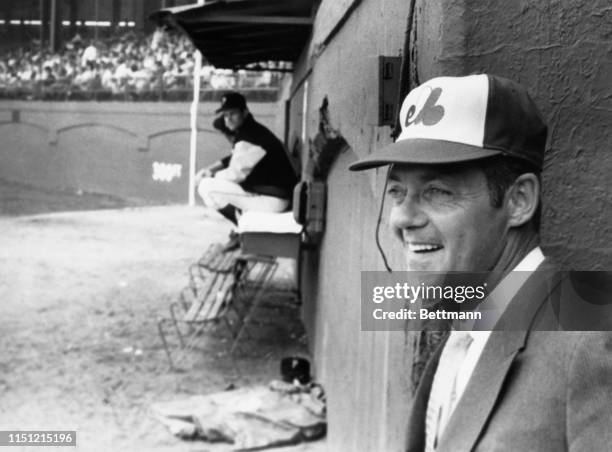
[386,161,536,275]
[350,74,612,451]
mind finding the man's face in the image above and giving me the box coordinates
[223,108,247,131]
[387,163,510,272]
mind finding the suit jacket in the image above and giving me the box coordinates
[406,261,612,451]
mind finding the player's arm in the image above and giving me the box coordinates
[214,141,266,183]
[195,159,227,183]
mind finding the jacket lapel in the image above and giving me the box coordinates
[435,260,561,451]
[435,331,525,451]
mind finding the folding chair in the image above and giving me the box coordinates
[183,243,240,312]
[157,249,278,369]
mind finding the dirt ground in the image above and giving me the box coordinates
[0,180,320,452]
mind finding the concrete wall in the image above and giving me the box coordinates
[413,0,612,270]
[288,1,413,450]
[0,101,279,204]
[289,0,611,450]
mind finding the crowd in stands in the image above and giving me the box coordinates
[0,28,285,101]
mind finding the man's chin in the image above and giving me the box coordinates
[405,260,446,273]
[404,250,445,271]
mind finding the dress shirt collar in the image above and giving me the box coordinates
[470,246,545,332]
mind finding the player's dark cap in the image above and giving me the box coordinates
[215,92,247,113]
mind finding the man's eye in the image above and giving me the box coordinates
[424,187,452,198]
[386,185,406,198]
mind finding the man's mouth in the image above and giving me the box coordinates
[406,242,444,253]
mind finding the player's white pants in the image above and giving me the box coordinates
[197,177,288,212]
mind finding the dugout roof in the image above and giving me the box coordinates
[149,0,315,71]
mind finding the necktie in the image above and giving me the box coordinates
[425,331,473,451]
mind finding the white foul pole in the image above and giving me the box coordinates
[188,0,205,206]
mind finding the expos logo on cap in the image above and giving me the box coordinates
[349,74,547,171]
[403,86,445,127]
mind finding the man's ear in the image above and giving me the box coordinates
[506,173,540,227]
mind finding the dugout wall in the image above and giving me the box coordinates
[285,0,612,451]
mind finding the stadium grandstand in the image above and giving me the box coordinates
[0,0,287,101]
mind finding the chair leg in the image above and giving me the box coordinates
[228,259,278,355]
[169,302,186,348]
[157,318,175,369]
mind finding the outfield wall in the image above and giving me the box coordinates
[0,101,280,204]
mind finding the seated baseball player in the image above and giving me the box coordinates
[196,92,298,251]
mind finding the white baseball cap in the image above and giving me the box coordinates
[349,74,547,171]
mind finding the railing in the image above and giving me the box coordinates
[0,73,283,102]
[0,85,280,103]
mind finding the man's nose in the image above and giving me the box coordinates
[389,197,428,231]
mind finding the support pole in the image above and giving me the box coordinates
[112,0,121,30]
[49,0,56,51]
[50,0,61,52]
[188,0,205,206]
[39,0,44,46]
[94,0,99,42]
[41,0,50,48]
[69,0,78,38]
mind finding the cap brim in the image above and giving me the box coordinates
[348,138,503,171]
[215,104,247,114]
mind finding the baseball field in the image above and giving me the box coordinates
[0,179,312,451]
